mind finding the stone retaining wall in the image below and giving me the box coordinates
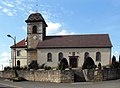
[83,68,120,82]
[103,68,120,80]
[0,70,16,78]
[0,68,119,83]
[0,70,74,83]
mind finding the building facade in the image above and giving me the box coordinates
[10,12,112,68]
[10,39,27,67]
[37,48,111,68]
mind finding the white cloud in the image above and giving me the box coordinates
[46,21,74,35]
[0,51,11,70]
[2,8,14,16]
[2,2,14,8]
[22,26,27,32]
[1,52,10,58]
[115,51,119,58]
[28,10,35,14]
[15,0,22,4]
[1,0,28,16]
[18,7,24,11]
[56,30,74,35]
[2,8,8,13]
[0,0,74,36]
[2,44,6,47]
[112,51,119,61]
[46,22,61,34]
[0,0,52,18]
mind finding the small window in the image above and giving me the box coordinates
[58,52,63,61]
[84,52,89,60]
[17,50,21,56]
[47,53,52,62]
[32,25,37,34]
[96,52,101,61]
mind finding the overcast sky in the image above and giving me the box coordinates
[0,0,120,69]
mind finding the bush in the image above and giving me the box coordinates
[98,62,102,69]
[44,66,51,70]
[28,60,38,70]
[13,66,21,70]
[112,61,119,69]
[38,63,45,69]
[111,55,119,69]
[112,55,116,63]
[4,66,28,71]
[58,63,66,70]
[82,57,96,69]
[23,66,27,70]
[4,66,12,71]
[58,58,68,70]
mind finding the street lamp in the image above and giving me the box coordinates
[7,34,16,67]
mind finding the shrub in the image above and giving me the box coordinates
[58,63,66,70]
[112,61,119,69]
[44,66,51,70]
[98,62,102,69]
[23,66,27,70]
[111,55,119,69]
[112,55,116,63]
[82,57,96,69]
[13,66,21,70]
[58,58,68,70]
[28,60,38,70]
[4,66,12,71]
[38,63,45,69]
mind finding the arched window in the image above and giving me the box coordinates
[17,60,20,67]
[96,52,101,61]
[84,52,89,60]
[58,52,63,61]
[47,53,52,62]
[32,25,37,34]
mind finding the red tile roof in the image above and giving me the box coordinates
[37,34,112,49]
[10,39,27,48]
[11,34,112,49]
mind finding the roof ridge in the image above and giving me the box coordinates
[46,34,109,37]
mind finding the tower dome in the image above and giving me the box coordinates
[25,12,47,27]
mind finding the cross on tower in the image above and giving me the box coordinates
[36,4,38,13]
[35,0,38,13]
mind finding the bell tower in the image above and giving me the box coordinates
[25,12,47,65]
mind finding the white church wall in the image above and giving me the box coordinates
[37,48,111,68]
[11,48,27,67]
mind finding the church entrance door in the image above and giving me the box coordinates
[69,56,78,68]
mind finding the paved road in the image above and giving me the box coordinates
[0,78,119,88]
[0,83,13,88]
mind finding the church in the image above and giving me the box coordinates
[10,12,112,68]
